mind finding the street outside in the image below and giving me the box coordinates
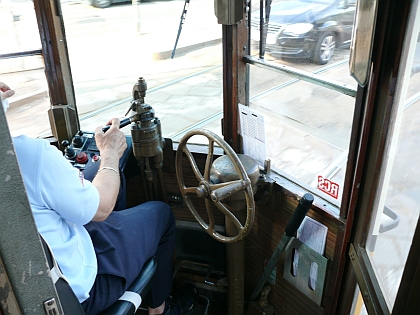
[2,0,420,312]
[1,0,355,138]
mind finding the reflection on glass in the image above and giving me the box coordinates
[365,3,420,310]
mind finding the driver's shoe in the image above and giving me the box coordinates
[163,284,198,315]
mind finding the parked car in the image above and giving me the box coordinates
[251,0,356,64]
[89,0,130,8]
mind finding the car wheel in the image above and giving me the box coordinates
[313,32,336,65]
[92,0,112,8]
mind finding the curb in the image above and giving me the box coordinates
[7,38,222,106]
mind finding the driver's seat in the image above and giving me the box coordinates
[41,236,157,315]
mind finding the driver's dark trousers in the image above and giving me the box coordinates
[81,201,176,315]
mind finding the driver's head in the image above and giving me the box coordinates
[1,82,15,112]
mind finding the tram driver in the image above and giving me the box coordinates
[1,82,198,315]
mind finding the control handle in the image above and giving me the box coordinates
[285,193,314,237]
[249,192,314,301]
[102,117,132,133]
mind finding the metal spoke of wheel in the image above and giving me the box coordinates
[208,181,235,192]
[182,145,204,183]
[214,200,244,232]
[204,198,215,233]
[204,138,214,180]
[183,186,199,195]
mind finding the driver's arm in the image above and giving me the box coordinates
[91,118,127,221]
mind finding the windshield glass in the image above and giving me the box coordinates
[2,0,357,209]
[1,0,48,137]
[248,0,357,208]
[2,0,223,144]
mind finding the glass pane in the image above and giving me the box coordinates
[0,0,50,138]
[61,0,223,142]
[250,0,356,66]
[364,1,420,310]
[249,0,357,206]
[0,0,42,54]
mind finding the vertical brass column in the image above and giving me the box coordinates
[216,0,249,309]
[225,203,247,315]
[209,153,259,315]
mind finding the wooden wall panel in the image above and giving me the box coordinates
[245,187,341,315]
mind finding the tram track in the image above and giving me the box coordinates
[79,64,222,121]
[171,57,357,143]
[80,55,355,141]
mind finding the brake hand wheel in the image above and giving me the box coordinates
[175,129,255,243]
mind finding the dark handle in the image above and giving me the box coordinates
[102,117,132,133]
[284,193,314,237]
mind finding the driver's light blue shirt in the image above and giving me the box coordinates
[13,135,100,303]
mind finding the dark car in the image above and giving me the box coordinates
[89,0,129,8]
[251,0,356,64]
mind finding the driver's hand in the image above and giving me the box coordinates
[94,118,127,159]
[0,82,15,100]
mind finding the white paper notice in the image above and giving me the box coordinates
[238,104,267,166]
[293,216,328,290]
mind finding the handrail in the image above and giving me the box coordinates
[244,55,357,98]
[379,205,400,233]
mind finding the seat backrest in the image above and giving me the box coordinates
[41,235,157,315]
[41,235,86,315]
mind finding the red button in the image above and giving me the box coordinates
[93,155,100,162]
[76,152,88,164]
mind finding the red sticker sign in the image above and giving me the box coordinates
[318,176,339,199]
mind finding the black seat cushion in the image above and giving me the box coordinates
[41,235,157,315]
[98,257,157,315]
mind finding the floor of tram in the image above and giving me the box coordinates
[136,277,227,315]
[137,222,228,315]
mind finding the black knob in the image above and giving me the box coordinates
[72,135,83,148]
[62,140,76,160]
